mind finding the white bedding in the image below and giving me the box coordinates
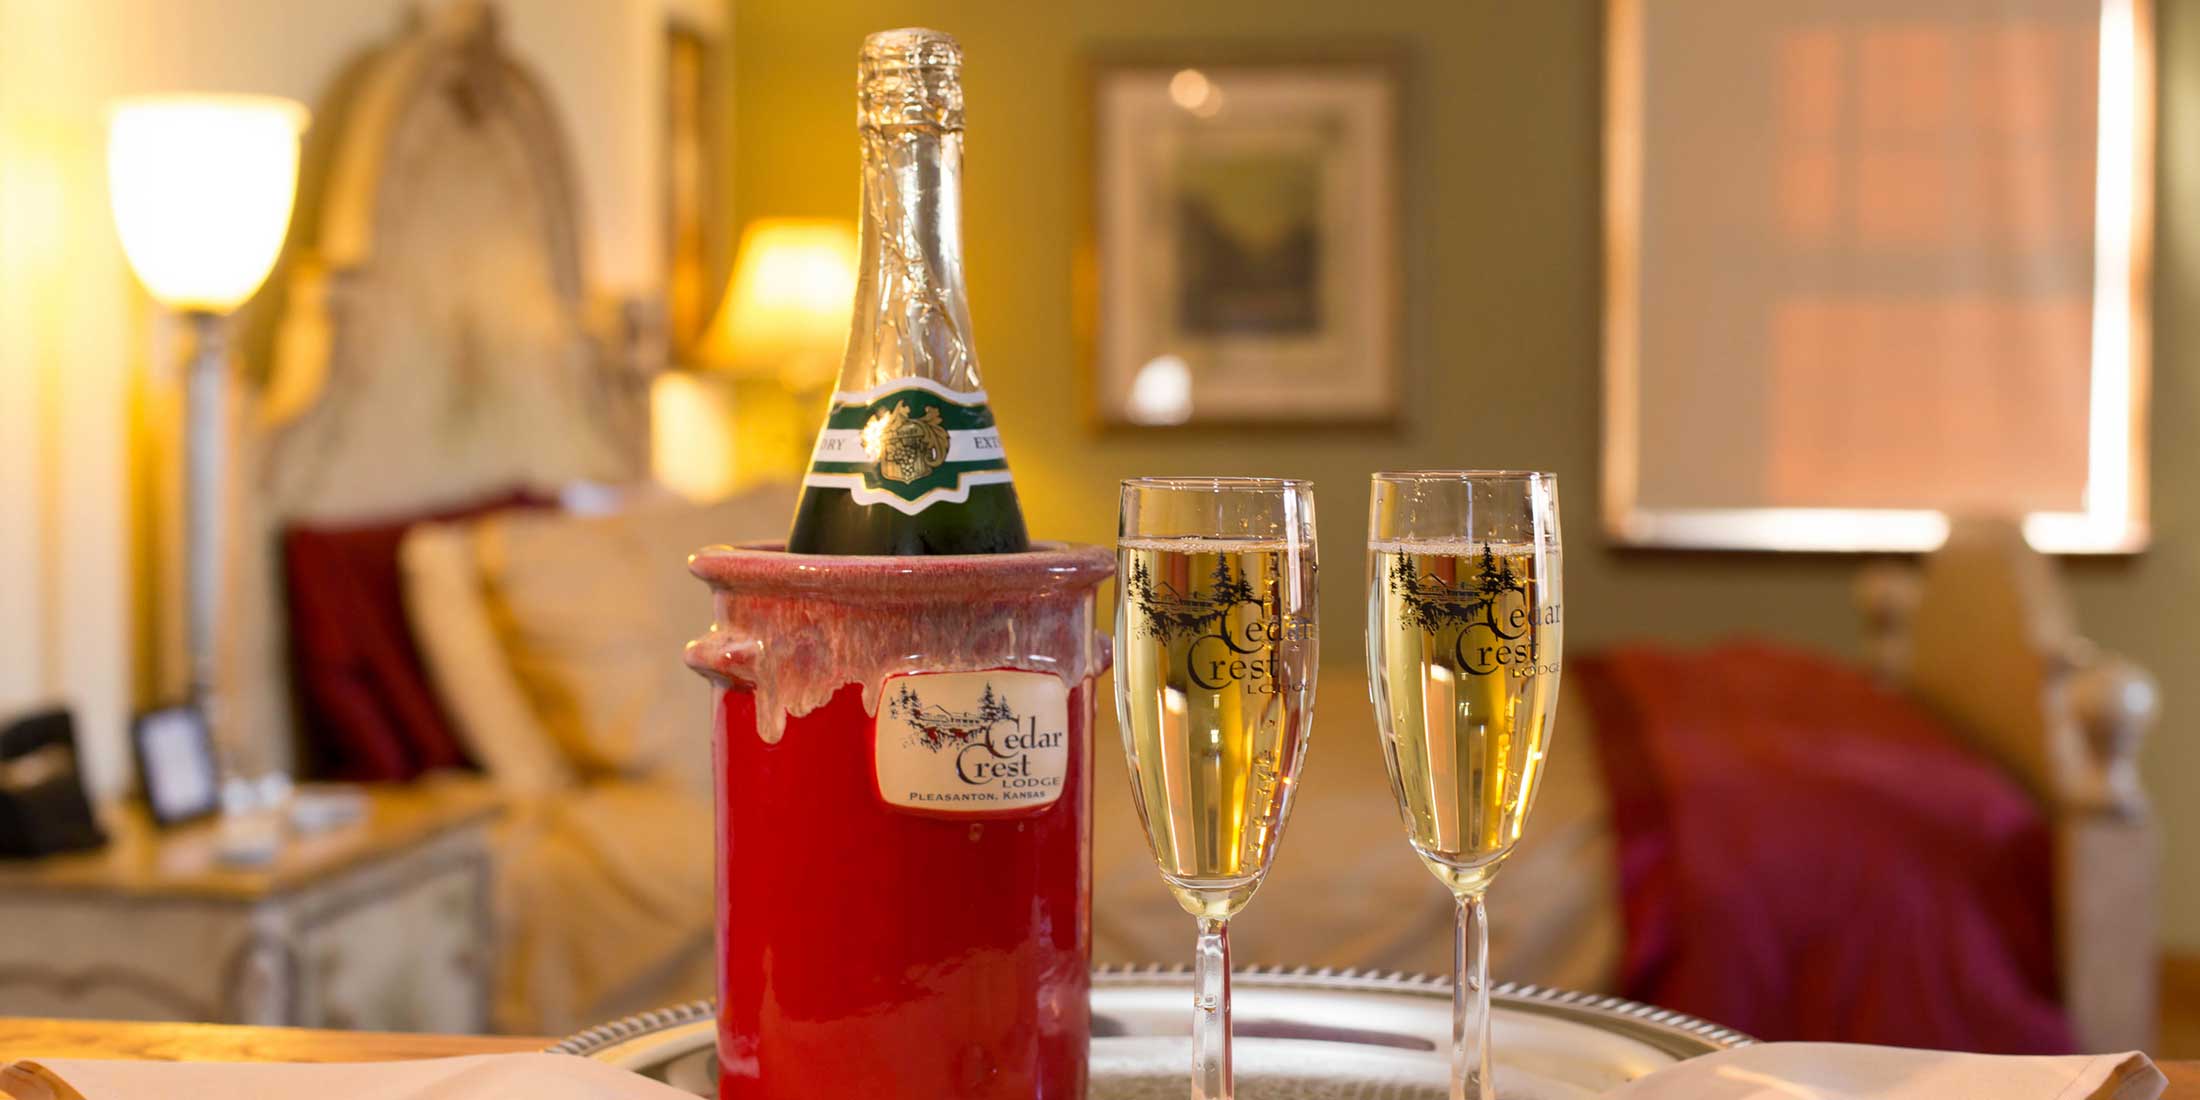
[1093,664,1621,988]
[401,487,792,1033]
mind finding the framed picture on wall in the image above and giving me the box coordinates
[1087,49,1402,428]
[664,20,724,355]
[131,703,218,827]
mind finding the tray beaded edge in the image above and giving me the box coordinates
[547,965,1755,1058]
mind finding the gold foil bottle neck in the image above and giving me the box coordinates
[859,27,963,133]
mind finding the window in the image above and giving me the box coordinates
[1603,0,2150,551]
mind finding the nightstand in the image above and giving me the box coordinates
[0,777,498,1032]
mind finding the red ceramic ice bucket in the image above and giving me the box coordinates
[686,542,1113,1099]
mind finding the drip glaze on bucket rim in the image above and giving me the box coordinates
[687,540,1115,598]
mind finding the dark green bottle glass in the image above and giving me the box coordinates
[786,28,1029,556]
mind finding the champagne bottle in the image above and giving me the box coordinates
[786,28,1030,555]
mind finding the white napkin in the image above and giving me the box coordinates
[0,1053,693,1100]
[0,1043,2168,1100]
[1605,1043,2167,1100]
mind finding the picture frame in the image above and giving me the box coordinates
[132,703,220,827]
[664,19,725,355]
[1086,47,1403,429]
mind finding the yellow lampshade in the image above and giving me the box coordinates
[108,94,309,313]
[697,217,857,389]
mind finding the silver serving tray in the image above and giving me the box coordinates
[553,967,1750,1099]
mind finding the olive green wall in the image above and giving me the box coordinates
[735,0,2200,948]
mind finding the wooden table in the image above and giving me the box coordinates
[0,781,499,902]
[0,1017,2196,1095]
[0,780,500,1031]
[0,1017,544,1063]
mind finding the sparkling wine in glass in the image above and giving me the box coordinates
[1367,471,1563,1100]
[1116,477,1318,1100]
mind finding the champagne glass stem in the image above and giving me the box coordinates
[1453,890,1492,1100]
[1192,916,1233,1100]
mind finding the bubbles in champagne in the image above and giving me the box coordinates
[1116,537,1317,920]
[1367,539,1563,895]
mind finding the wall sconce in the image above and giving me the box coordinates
[650,371,744,503]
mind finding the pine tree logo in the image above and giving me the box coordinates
[1128,554,1271,640]
[888,680,1018,752]
[1389,542,1528,633]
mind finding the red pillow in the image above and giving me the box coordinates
[283,491,547,781]
[1578,641,2072,1053]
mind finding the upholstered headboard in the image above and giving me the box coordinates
[228,3,649,773]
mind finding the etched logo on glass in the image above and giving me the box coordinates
[1386,543,1559,677]
[1127,554,1312,693]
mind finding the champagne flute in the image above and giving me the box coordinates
[1366,471,1563,1100]
[1116,477,1318,1100]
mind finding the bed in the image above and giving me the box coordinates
[218,4,2160,1048]
[225,4,762,1035]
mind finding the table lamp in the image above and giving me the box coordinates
[696,217,859,389]
[108,93,308,803]
[652,217,857,496]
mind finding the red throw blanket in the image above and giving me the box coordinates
[1575,642,2074,1053]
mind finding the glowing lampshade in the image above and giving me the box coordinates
[697,217,857,388]
[108,94,309,313]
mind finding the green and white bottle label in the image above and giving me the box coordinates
[802,378,1013,515]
